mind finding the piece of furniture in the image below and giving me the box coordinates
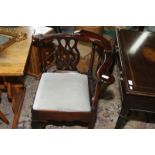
[0,27,31,128]
[25,27,54,79]
[0,26,53,128]
[115,29,155,128]
[31,30,115,129]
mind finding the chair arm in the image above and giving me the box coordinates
[32,34,53,41]
[74,30,112,50]
[32,33,73,42]
[96,53,115,85]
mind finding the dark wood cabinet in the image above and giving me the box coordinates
[115,29,155,128]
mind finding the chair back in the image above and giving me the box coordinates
[32,30,112,76]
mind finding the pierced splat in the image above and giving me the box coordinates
[54,38,80,70]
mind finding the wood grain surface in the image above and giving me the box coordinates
[0,26,53,76]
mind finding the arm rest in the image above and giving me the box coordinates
[74,29,112,50]
[96,53,115,85]
[32,34,53,41]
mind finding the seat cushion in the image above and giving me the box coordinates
[33,72,91,112]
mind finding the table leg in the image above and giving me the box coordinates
[115,102,129,129]
[1,76,25,128]
[11,85,26,129]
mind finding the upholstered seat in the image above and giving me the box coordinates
[33,72,91,112]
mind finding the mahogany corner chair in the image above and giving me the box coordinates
[31,30,115,129]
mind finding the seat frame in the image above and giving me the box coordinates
[31,30,115,129]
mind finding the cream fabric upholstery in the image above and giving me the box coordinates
[33,72,91,112]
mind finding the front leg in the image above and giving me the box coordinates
[11,85,26,128]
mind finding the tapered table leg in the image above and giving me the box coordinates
[115,104,129,129]
[11,85,25,129]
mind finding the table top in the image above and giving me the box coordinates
[0,26,53,76]
[117,29,155,97]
